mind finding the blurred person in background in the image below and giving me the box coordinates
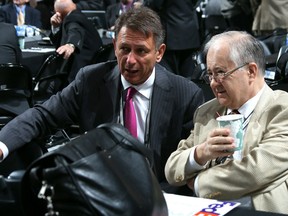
[106,0,139,31]
[50,0,102,82]
[220,0,253,34]
[251,0,288,36]
[144,0,202,80]
[0,21,22,64]
[0,0,42,28]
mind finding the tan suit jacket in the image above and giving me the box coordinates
[165,85,288,214]
[252,0,288,33]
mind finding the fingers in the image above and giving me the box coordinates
[51,12,62,27]
[56,44,75,59]
[208,128,236,153]
[195,128,235,164]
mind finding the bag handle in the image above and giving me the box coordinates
[98,123,154,167]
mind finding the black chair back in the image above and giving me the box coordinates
[0,63,33,128]
[33,52,71,104]
[0,63,33,106]
[91,43,115,64]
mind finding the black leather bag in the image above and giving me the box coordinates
[20,123,168,216]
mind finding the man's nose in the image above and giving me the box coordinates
[127,52,137,64]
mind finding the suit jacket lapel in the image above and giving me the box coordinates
[149,64,173,152]
[88,62,120,128]
[103,64,121,123]
[242,85,273,155]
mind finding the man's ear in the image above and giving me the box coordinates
[247,62,258,78]
[112,38,117,56]
[156,44,166,63]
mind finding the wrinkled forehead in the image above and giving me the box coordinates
[206,42,233,67]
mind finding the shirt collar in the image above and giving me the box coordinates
[15,5,26,13]
[121,67,155,100]
[227,84,266,119]
[121,2,133,10]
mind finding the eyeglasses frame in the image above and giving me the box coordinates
[204,62,249,84]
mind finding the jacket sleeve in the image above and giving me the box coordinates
[76,0,103,10]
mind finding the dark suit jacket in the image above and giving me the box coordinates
[0,3,42,28]
[75,0,103,10]
[0,22,22,64]
[50,9,103,82]
[145,0,201,50]
[0,61,205,184]
[106,3,121,29]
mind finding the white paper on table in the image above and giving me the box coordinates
[22,47,55,53]
[163,192,240,216]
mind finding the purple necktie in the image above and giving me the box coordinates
[124,87,137,138]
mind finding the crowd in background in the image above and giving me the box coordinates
[2,0,288,39]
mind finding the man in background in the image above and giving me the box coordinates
[0,21,22,64]
[50,0,102,82]
[144,0,202,80]
[106,0,137,31]
[0,0,42,28]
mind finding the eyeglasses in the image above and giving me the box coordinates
[203,62,249,84]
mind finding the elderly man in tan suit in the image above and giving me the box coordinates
[165,31,288,214]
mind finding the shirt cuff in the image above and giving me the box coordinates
[51,26,60,35]
[0,141,9,161]
[185,146,206,197]
[185,146,206,173]
[194,175,200,196]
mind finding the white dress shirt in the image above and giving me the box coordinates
[121,68,155,144]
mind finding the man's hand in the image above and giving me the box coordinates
[194,128,235,165]
[0,149,3,160]
[50,12,62,28]
[56,44,75,59]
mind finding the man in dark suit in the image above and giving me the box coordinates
[106,0,134,30]
[0,7,204,192]
[0,22,22,64]
[74,0,103,10]
[144,0,202,80]
[0,0,42,28]
[49,0,103,82]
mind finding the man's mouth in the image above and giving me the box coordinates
[126,68,138,73]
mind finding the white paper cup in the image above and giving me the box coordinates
[18,36,25,49]
[216,114,244,151]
